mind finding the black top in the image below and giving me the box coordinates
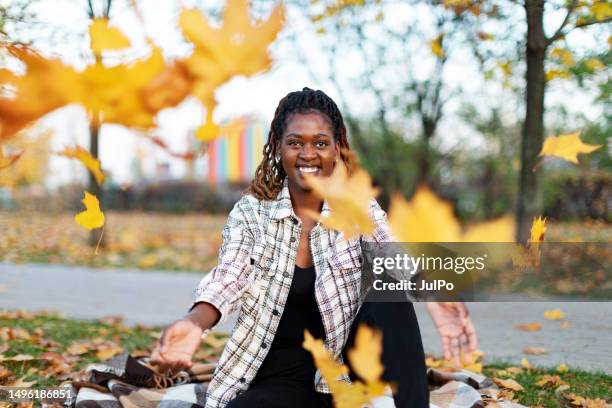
[252,264,326,387]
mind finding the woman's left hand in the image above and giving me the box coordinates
[426,302,478,366]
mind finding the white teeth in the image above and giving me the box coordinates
[298,167,318,173]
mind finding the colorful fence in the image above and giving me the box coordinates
[207,119,267,184]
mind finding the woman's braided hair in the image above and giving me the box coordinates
[247,87,352,200]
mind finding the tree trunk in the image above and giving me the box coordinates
[88,121,105,247]
[517,0,547,242]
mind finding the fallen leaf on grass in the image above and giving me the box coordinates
[66,341,90,356]
[493,377,524,391]
[514,322,542,332]
[557,363,569,373]
[0,354,36,362]
[536,374,567,388]
[523,347,548,355]
[566,392,610,408]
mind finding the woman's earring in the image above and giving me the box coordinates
[275,154,280,163]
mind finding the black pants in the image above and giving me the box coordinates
[227,301,428,408]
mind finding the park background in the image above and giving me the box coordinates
[0,0,610,407]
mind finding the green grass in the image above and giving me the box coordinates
[483,363,611,407]
[0,311,227,389]
[1,313,610,407]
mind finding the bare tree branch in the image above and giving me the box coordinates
[546,0,577,45]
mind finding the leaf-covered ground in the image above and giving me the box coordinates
[0,211,609,272]
[1,311,610,408]
[0,211,226,272]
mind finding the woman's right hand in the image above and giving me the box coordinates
[150,318,203,373]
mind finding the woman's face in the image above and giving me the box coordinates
[280,111,340,192]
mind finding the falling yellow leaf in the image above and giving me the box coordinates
[493,377,524,391]
[303,328,387,408]
[179,0,285,133]
[0,45,78,141]
[477,31,495,41]
[514,322,542,332]
[537,374,567,388]
[75,191,105,231]
[0,146,23,170]
[544,309,565,320]
[530,216,547,243]
[539,131,602,164]
[389,186,514,242]
[303,164,378,239]
[523,346,548,355]
[89,18,131,55]
[557,363,569,373]
[58,145,105,185]
[429,34,445,58]
[347,325,383,383]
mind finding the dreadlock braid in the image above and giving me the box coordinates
[247,87,353,201]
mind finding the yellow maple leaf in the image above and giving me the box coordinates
[347,325,384,383]
[530,216,547,243]
[0,146,23,170]
[389,186,514,242]
[429,34,445,58]
[303,328,386,408]
[302,164,378,239]
[75,191,105,230]
[179,0,285,134]
[89,18,131,55]
[539,131,602,164]
[58,146,105,185]
[544,308,565,320]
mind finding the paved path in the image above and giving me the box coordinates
[1,263,610,373]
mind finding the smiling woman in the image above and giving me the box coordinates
[150,87,478,408]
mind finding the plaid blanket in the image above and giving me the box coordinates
[52,353,526,408]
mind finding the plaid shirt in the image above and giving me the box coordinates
[190,177,393,408]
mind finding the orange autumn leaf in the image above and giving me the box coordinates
[302,164,379,239]
[0,146,23,170]
[89,18,131,55]
[75,191,105,231]
[514,322,542,332]
[493,377,524,391]
[539,131,602,165]
[58,146,105,185]
[0,45,77,141]
[536,374,567,388]
[523,346,548,355]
